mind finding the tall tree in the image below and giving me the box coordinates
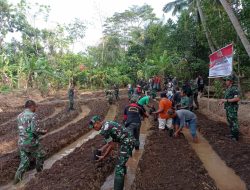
[163,0,216,53]
[219,0,250,58]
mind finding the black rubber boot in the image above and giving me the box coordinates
[232,131,239,141]
[13,171,24,185]
[114,175,125,190]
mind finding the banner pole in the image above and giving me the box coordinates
[207,78,210,111]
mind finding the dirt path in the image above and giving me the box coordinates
[131,117,218,190]
[40,106,62,122]
[43,105,90,137]
[183,129,247,190]
[101,118,152,190]
[197,112,250,189]
[0,105,93,190]
[0,100,108,186]
[0,106,64,155]
[19,104,117,190]
[0,105,73,155]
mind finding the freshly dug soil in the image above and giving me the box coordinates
[0,104,58,136]
[131,117,218,190]
[0,105,79,156]
[114,97,129,123]
[0,112,20,125]
[24,98,127,190]
[0,99,109,185]
[197,112,250,190]
[24,135,116,190]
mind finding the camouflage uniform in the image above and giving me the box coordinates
[100,121,135,175]
[100,121,135,190]
[68,87,74,110]
[114,85,119,100]
[128,87,134,100]
[105,90,114,104]
[14,109,45,183]
[191,82,199,109]
[224,86,239,140]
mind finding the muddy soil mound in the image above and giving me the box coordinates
[0,104,58,137]
[25,135,116,190]
[197,112,250,189]
[24,98,126,190]
[131,118,218,190]
[114,97,129,123]
[0,105,79,156]
[0,112,20,125]
[0,100,109,185]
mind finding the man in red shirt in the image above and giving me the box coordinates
[153,92,173,132]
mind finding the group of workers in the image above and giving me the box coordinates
[13,74,240,190]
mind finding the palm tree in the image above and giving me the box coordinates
[218,0,250,58]
[163,0,216,53]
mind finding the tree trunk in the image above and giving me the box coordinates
[219,0,250,58]
[196,0,216,53]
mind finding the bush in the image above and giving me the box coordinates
[213,80,224,99]
[0,85,12,94]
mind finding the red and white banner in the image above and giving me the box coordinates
[209,44,233,78]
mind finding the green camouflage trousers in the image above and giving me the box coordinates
[226,107,239,139]
[115,143,134,177]
[15,147,45,182]
[69,98,74,110]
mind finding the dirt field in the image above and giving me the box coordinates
[0,97,109,185]
[0,92,250,190]
[131,117,218,190]
[198,112,250,190]
[24,98,128,190]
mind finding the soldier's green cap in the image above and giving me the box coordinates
[223,75,234,81]
[89,115,101,129]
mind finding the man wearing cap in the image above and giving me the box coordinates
[89,116,135,190]
[14,100,47,184]
[124,95,148,150]
[168,108,198,143]
[219,75,240,141]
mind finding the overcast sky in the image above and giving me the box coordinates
[9,0,173,51]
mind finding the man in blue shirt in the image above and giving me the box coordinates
[168,108,198,143]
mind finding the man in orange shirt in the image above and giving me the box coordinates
[153,92,173,133]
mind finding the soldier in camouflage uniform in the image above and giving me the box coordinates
[14,100,47,184]
[114,84,119,100]
[191,79,199,110]
[68,84,75,111]
[219,75,240,141]
[89,115,135,190]
[105,89,114,105]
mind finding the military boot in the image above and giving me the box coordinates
[13,171,24,185]
[114,175,125,190]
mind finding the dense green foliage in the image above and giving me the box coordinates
[0,0,250,95]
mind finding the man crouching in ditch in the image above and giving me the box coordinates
[14,100,47,184]
[89,115,135,190]
[168,108,198,143]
